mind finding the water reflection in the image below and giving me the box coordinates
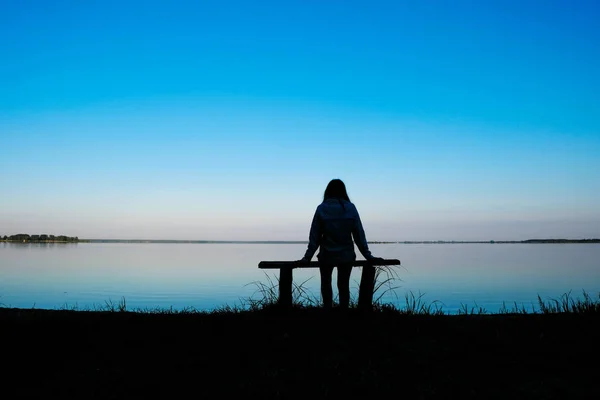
[1,242,599,313]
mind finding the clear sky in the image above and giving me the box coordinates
[1,0,599,241]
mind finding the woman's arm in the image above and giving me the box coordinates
[302,208,321,261]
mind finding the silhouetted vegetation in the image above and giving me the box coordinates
[0,233,81,242]
[1,289,598,399]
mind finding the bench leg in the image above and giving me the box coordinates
[279,267,293,307]
[358,265,376,309]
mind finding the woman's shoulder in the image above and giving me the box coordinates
[344,201,360,215]
[342,199,357,208]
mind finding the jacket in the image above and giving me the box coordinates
[302,197,373,264]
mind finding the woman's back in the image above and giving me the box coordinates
[317,198,358,257]
[303,197,373,264]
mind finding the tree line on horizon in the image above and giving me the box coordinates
[1,234,80,242]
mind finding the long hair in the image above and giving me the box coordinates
[323,179,350,202]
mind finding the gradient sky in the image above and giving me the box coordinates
[1,0,599,241]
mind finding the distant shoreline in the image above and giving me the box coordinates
[81,238,600,244]
[2,237,599,244]
[0,234,82,243]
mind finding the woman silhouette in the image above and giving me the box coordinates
[300,179,380,308]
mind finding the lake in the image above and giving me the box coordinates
[1,242,599,313]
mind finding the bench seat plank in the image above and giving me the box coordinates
[258,259,400,269]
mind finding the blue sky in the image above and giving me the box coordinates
[1,0,599,240]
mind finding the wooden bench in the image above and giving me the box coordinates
[258,259,401,308]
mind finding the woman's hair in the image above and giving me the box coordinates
[323,179,350,202]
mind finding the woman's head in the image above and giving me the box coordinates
[323,179,350,202]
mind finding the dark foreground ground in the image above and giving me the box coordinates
[1,307,598,399]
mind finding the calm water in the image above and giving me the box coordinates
[1,242,599,313]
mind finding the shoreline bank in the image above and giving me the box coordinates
[2,306,598,398]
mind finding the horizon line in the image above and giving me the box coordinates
[60,238,600,243]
